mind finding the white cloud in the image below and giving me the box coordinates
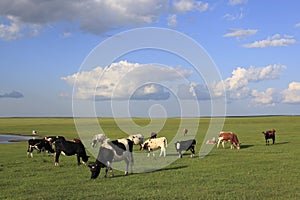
[251,88,277,106]
[0,15,41,40]
[61,60,192,100]
[243,34,296,48]
[173,0,209,13]
[295,22,300,28]
[0,0,169,39]
[228,0,247,6]
[223,8,244,21]
[281,82,300,104]
[223,28,257,38]
[213,64,286,100]
[167,14,178,27]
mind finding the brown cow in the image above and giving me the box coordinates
[217,132,240,149]
[262,129,276,145]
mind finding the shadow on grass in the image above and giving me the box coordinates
[241,144,254,149]
[274,141,289,145]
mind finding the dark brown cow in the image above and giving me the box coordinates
[217,132,240,149]
[262,129,276,145]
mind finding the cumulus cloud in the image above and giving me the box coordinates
[223,28,257,38]
[167,14,178,27]
[251,88,277,106]
[228,0,248,6]
[0,15,41,40]
[0,0,211,40]
[178,82,211,100]
[0,0,169,39]
[173,0,209,13]
[243,34,296,48]
[61,60,192,101]
[281,82,300,104]
[0,91,24,98]
[213,64,286,100]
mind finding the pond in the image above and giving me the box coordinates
[0,134,34,144]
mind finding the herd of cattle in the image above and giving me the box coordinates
[27,129,276,179]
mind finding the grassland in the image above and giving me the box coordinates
[0,116,299,199]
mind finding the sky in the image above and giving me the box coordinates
[1,0,300,117]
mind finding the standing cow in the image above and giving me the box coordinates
[262,129,276,145]
[140,137,168,157]
[217,132,240,149]
[175,139,196,158]
[54,137,89,166]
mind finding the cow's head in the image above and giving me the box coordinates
[82,155,90,164]
[140,142,148,150]
[88,162,101,179]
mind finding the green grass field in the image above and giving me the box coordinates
[0,116,299,199]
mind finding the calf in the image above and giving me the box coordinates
[88,138,134,179]
[217,132,240,149]
[262,129,276,145]
[54,137,89,166]
[175,139,196,158]
[140,137,168,157]
[27,138,54,158]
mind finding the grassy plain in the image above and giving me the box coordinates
[0,116,299,199]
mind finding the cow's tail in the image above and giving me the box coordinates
[164,138,168,148]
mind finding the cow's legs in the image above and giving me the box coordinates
[124,159,129,175]
[217,137,223,148]
[27,146,33,158]
[76,155,81,166]
[54,151,61,166]
[272,136,275,144]
[129,152,133,174]
[160,147,166,157]
[190,147,195,157]
[222,141,225,149]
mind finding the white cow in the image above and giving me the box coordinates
[140,137,168,157]
[127,134,144,145]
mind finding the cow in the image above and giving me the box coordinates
[27,138,54,158]
[262,129,276,145]
[54,137,89,166]
[91,133,107,148]
[140,137,168,157]
[127,134,144,145]
[175,139,196,158]
[217,132,240,149]
[88,138,134,179]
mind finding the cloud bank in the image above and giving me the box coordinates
[0,0,210,40]
[0,91,24,98]
[243,34,296,48]
[62,60,193,101]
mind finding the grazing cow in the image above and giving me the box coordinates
[27,138,55,158]
[140,137,168,157]
[127,134,144,145]
[262,129,276,145]
[54,137,89,166]
[175,139,196,158]
[91,133,107,148]
[88,138,134,179]
[217,132,240,149]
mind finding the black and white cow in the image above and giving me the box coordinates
[44,136,65,145]
[127,134,144,145]
[175,139,196,158]
[91,134,107,148]
[88,138,134,179]
[27,138,54,158]
[54,137,89,166]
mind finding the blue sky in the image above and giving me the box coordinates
[0,0,300,117]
